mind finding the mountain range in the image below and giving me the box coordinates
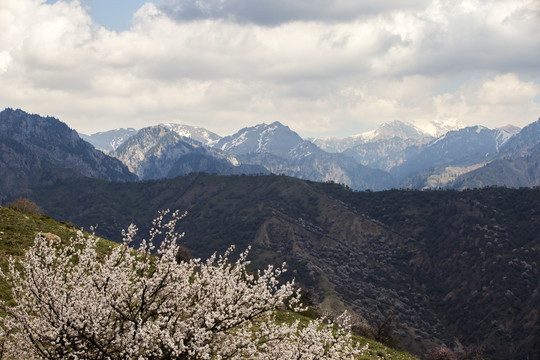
[1,108,539,194]
[111,125,267,179]
[81,115,539,191]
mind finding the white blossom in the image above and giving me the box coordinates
[0,210,365,359]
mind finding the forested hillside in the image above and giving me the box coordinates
[29,174,540,359]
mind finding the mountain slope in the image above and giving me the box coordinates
[452,147,540,189]
[389,125,521,189]
[392,126,499,178]
[451,120,540,189]
[324,186,540,360]
[30,174,442,354]
[499,118,540,157]
[162,123,222,147]
[218,122,395,190]
[79,128,138,153]
[217,121,304,157]
[495,125,521,149]
[111,125,266,179]
[0,108,137,202]
[30,174,540,359]
[0,205,118,303]
[0,203,417,360]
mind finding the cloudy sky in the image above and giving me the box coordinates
[1,0,539,137]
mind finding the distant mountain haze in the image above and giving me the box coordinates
[80,116,538,190]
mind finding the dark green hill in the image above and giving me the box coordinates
[30,174,540,359]
[316,184,540,359]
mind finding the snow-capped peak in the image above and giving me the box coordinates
[216,121,304,158]
[79,128,138,153]
[495,124,520,148]
[160,123,222,147]
[313,120,433,153]
[354,120,430,142]
[412,118,464,138]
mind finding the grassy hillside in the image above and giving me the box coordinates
[0,205,116,304]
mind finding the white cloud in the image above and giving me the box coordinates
[431,74,540,128]
[0,0,539,137]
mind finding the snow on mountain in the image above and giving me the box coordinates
[288,140,324,160]
[309,136,360,154]
[79,115,534,190]
[161,123,222,147]
[359,120,429,142]
[450,119,540,189]
[111,126,192,178]
[313,120,432,153]
[79,128,138,153]
[499,118,540,157]
[111,125,264,179]
[217,122,305,158]
[217,121,395,190]
[312,121,434,171]
[412,118,464,138]
[495,124,521,149]
[428,125,491,147]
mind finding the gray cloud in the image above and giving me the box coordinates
[159,0,431,26]
[1,0,539,138]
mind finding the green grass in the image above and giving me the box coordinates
[0,205,116,303]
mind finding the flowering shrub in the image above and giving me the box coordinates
[0,210,365,359]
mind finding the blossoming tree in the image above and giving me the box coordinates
[0,210,365,359]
